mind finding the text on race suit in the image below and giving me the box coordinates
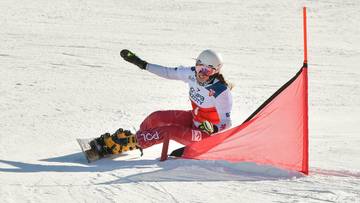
[189,87,205,105]
[140,131,160,142]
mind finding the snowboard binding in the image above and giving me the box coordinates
[78,128,143,163]
[82,128,143,162]
[102,128,142,155]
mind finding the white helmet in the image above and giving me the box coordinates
[196,49,223,72]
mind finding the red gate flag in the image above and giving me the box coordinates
[182,66,309,174]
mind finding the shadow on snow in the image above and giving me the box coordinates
[0,152,155,173]
[1,153,358,183]
[0,152,309,182]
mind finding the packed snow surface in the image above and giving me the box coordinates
[0,0,359,202]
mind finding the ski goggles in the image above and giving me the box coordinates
[195,63,217,76]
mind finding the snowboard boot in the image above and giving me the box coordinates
[103,128,143,155]
[88,133,113,159]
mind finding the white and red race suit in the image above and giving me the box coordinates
[135,63,233,149]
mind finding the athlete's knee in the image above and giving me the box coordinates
[140,111,163,129]
[147,110,173,124]
[148,111,163,118]
[148,110,165,119]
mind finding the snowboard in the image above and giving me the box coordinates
[77,137,120,163]
[77,138,103,163]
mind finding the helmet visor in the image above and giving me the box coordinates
[195,64,217,76]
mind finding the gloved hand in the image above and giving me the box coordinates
[120,49,148,70]
[198,120,215,135]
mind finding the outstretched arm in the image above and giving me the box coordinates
[120,49,192,82]
[146,63,190,81]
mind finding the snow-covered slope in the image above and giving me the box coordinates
[1,0,359,202]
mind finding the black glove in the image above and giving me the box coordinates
[120,49,148,70]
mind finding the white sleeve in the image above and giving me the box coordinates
[214,89,233,131]
[146,63,193,82]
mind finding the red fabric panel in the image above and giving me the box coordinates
[183,67,309,174]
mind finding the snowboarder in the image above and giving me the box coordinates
[83,49,233,161]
